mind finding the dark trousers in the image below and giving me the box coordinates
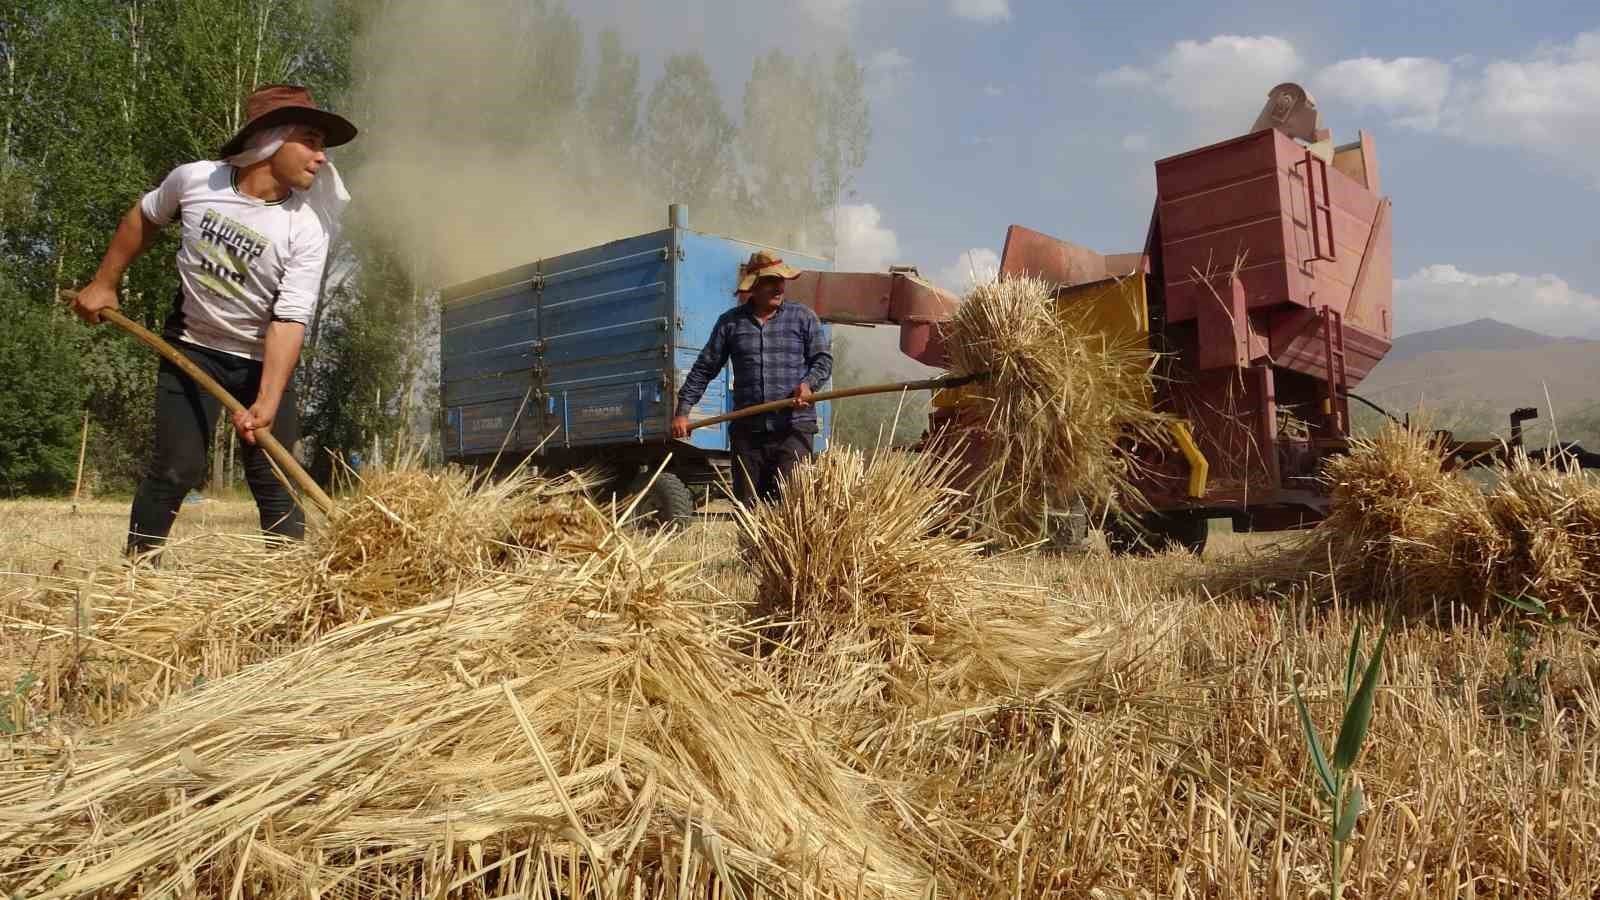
[730,427,814,507]
[127,341,303,556]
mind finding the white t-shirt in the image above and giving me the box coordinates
[140,160,329,361]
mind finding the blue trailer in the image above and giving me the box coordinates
[438,206,833,524]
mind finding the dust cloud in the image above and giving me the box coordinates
[341,0,861,290]
[343,1,665,288]
[340,0,940,394]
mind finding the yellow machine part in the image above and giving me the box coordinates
[932,272,1211,500]
[1168,420,1209,499]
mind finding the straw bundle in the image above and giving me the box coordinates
[310,462,606,620]
[734,446,1135,718]
[0,531,933,899]
[939,274,1169,542]
[1243,422,1600,620]
[1310,421,1504,608]
[1485,451,1600,618]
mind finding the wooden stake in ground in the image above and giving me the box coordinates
[70,408,89,515]
[59,289,335,515]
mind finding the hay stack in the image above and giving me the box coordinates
[1486,451,1600,618]
[0,462,611,726]
[734,446,1137,718]
[1312,421,1504,608]
[939,274,1169,542]
[306,462,606,628]
[1247,422,1600,620]
[0,531,933,899]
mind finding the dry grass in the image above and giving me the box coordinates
[5,445,1600,897]
[938,274,1170,543]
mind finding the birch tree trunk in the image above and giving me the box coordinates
[122,0,143,126]
[250,0,276,91]
[3,49,14,164]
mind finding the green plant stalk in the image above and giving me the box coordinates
[1291,622,1387,900]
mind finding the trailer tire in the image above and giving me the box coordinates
[1104,511,1209,556]
[625,470,696,531]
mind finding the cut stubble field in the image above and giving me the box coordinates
[3,488,1599,897]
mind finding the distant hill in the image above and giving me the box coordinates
[1355,319,1600,445]
[1384,318,1588,363]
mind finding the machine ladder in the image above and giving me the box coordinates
[1320,306,1350,436]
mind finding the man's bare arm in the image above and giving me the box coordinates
[72,203,163,324]
[233,321,305,445]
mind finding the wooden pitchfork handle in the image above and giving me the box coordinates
[60,289,335,514]
[684,372,988,432]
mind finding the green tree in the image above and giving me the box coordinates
[643,52,735,215]
[735,46,870,256]
[586,27,640,152]
[0,280,86,494]
[739,49,825,249]
[818,47,870,257]
[299,209,429,481]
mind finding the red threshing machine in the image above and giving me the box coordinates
[775,83,1398,552]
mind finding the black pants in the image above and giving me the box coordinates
[127,341,303,556]
[730,427,815,507]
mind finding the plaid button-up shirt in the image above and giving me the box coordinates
[674,300,833,433]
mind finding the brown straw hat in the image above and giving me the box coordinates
[218,84,358,158]
[734,249,803,293]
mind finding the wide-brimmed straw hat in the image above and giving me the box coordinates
[218,84,358,159]
[735,249,803,293]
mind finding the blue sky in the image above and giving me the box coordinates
[572,1,1600,339]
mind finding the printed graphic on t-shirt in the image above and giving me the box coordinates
[195,208,270,299]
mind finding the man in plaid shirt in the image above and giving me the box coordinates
[672,249,832,506]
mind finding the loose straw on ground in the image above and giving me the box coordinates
[0,525,932,899]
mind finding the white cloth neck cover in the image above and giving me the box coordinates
[224,124,351,237]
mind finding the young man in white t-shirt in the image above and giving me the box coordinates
[72,84,357,558]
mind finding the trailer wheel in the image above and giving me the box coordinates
[625,471,696,531]
[1104,511,1209,556]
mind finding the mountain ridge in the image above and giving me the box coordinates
[1385,318,1595,362]
[1358,318,1599,443]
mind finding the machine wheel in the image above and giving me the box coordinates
[625,470,696,531]
[1104,510,1209,556]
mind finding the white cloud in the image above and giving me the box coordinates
[865,47,912,102]
[1395,264,1600,338]
[1120,133,1151,153]
[934,248,1000,294]
[1317,56,1453,128]
[1446,32,1600,187]
[983,83,1006,97]
[833,203,900,272]
[1320,33,1600,188]
[950,0,1011,24]
[1096,35,1302,116]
